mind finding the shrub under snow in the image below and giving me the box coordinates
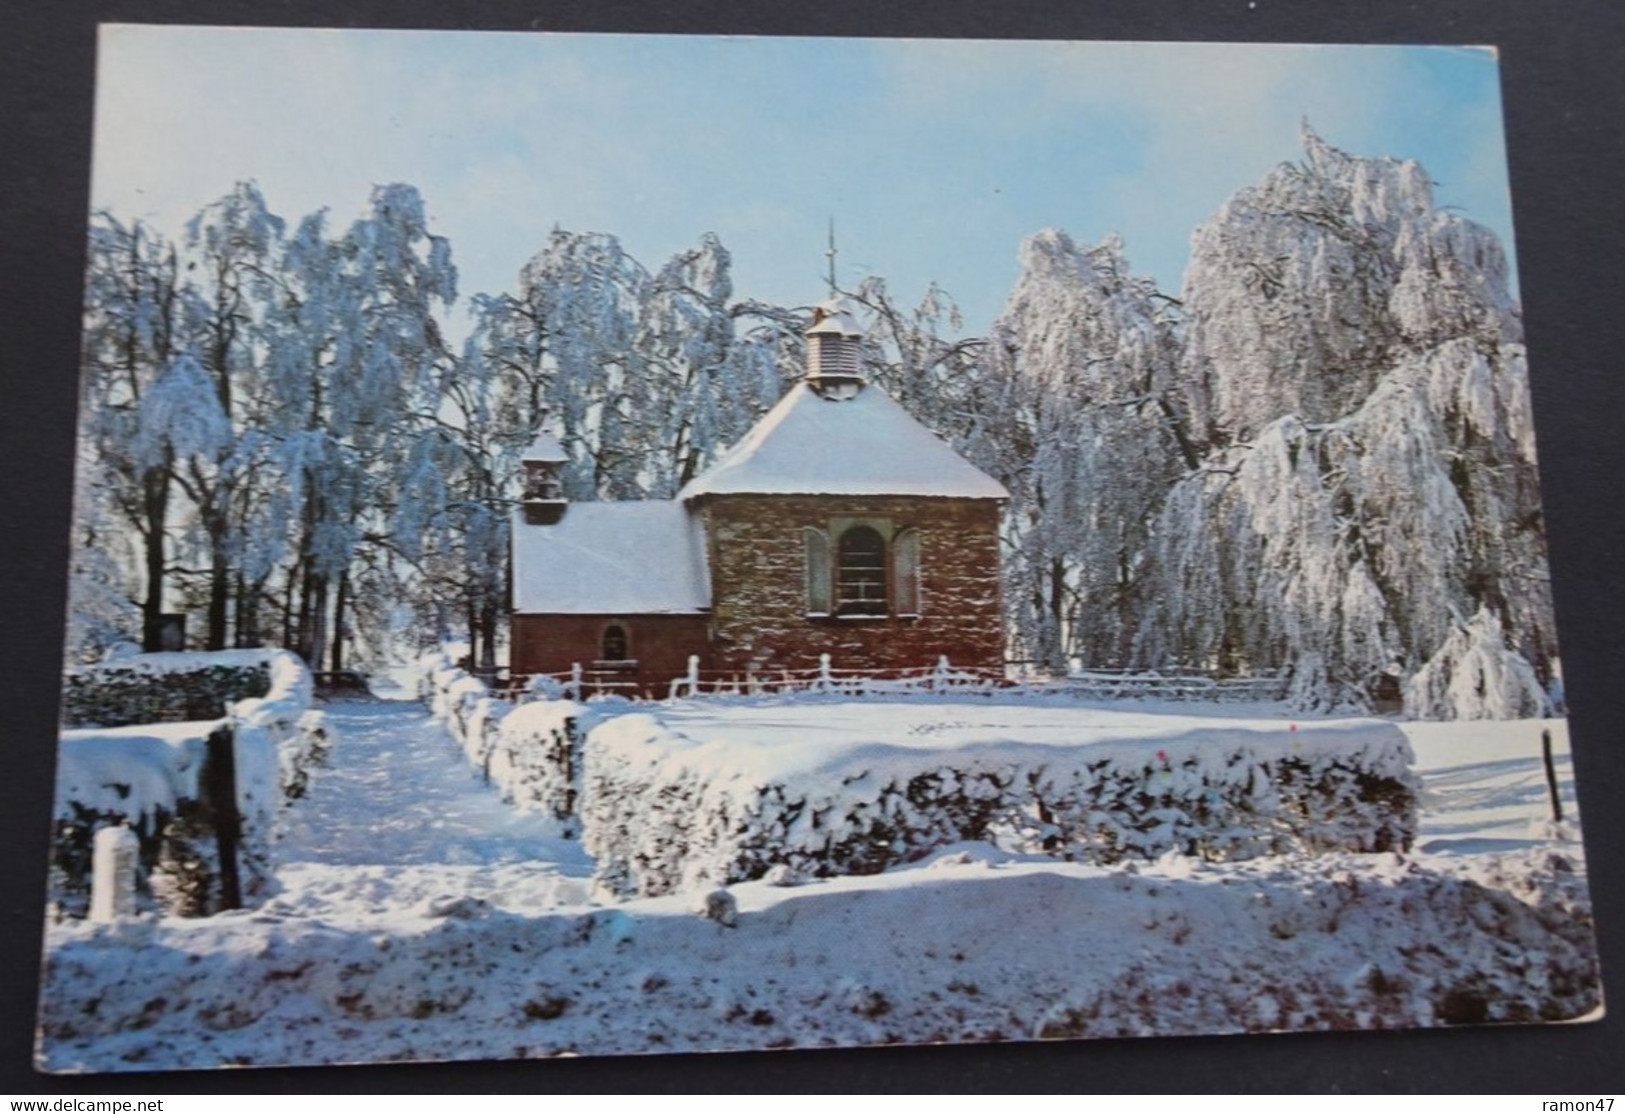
[1404,607,1552,721]
[486,700,590,833]
[421,652,589,834]
[231,650,332,800]
[423,653,492,760]
[53,717,280,917]
[421,659,1420,902]
[61,649,275,727]
[578,701,1421,899]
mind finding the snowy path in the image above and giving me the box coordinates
[269,699,595,921]
[35,708,1599,1072]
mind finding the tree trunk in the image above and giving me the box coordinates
[1049,556,1068,673]
[281,562,298,650]
[206,543,230,651]
[479,596,498,671]
[330,569,349,674]
[232,573,249,648]
[306,575,329,672]
[139,460,170,653]
[296,558,329,668]
[295,558,314,662]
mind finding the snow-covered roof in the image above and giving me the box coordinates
[806,297,863,338]
[678,382,1009,501]
[512,501,711,615]
[522,429,568,464]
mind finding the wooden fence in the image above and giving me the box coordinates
[491,656,1286,705]
[1044,669,1290,703]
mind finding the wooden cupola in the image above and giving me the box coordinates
[805,297,865,399]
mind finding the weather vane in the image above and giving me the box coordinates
[826,217,838,298]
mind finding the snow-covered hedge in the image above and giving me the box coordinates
[230,650,332,801]
[422,653,587,833]
[53,717,280,917]
[486,700,590,833]
[423,653,492,759]
[62,649,276,727]
[52,650,330,918]
[580,709,1421,899]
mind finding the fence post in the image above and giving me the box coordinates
[818,652,833,692]
[89,824,139,922]
[686,654,700,697]
[1542,728,1564,824]
[202,721,243,911]
[569,662,583,700]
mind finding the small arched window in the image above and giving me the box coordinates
[601,624,629,661]
[837,526,888,616]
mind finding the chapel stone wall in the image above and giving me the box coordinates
[698,494,1004,675]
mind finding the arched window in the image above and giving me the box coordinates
[601,624,629,661]
[837,526,888,616]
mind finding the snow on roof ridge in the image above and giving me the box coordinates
[678,381,1008,501]
[807,297,863,337]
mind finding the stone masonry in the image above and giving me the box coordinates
[698,494,1004,674]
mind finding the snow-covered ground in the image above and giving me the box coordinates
[35,696,1600,1072]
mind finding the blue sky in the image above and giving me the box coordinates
[92,28,1516,337]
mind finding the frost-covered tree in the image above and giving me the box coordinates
[505,230,648,499]
[850,277,983,436]
[260,185,457,670]
[1137,127,1551,717]
[475,228,798,502]
[389,334,514,670]
[1176,125,1516,446]
[970,230,1185,669]
[61,454,140,665]
[639,234,740,492]
[174,183,285,649]
[78,214,190,652]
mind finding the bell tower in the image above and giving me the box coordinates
[521,414,568,525]
[805,297,865,399]
[806,226,865,399]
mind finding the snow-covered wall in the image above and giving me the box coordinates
[579,705,1421,899]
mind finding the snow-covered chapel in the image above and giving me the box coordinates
[510,297,1009,688]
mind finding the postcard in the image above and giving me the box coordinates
[36,27,1602,1072]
